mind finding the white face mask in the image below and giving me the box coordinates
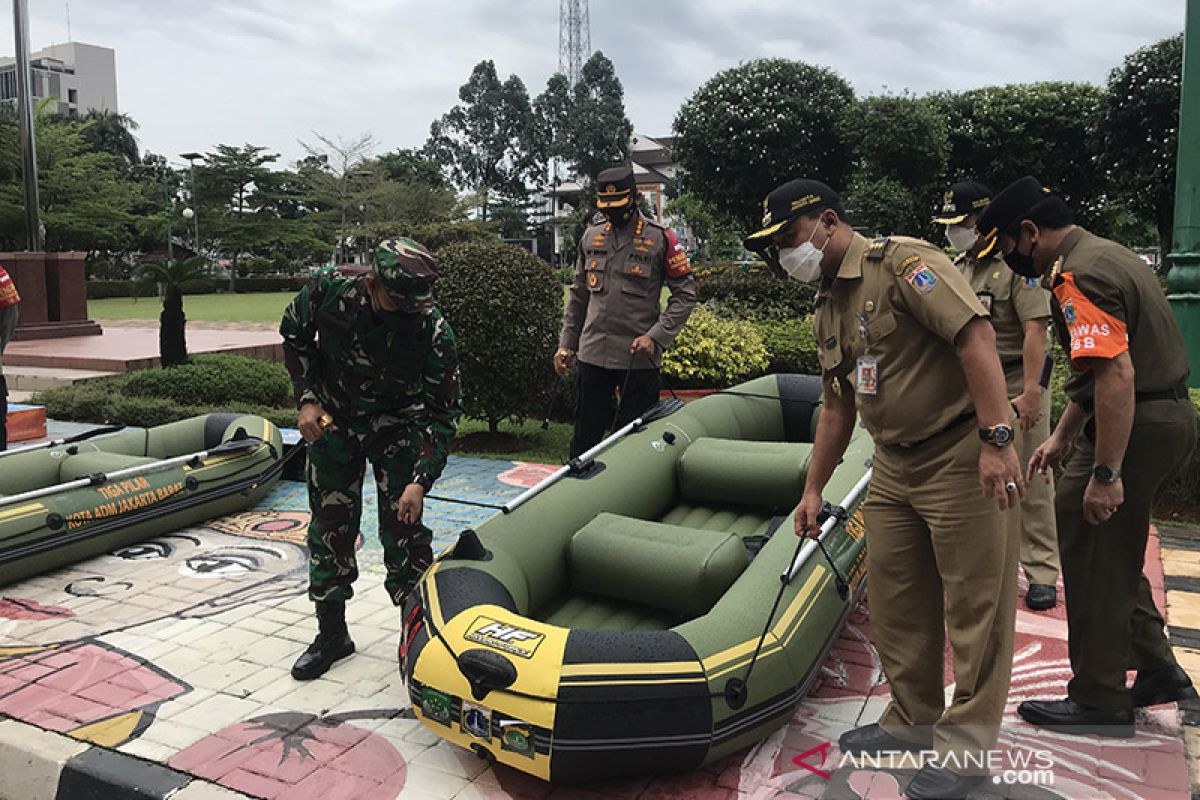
[778,224,828,283]
[945,224,977,254]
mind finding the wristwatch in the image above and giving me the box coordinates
[978,424,1015,447]
[1092,464,1122,483]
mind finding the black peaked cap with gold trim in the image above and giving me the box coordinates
[933,180,992,225]
[744,179,840,249]
[595,164,636,209]
[973,176,1053,258]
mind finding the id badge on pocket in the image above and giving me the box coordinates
[855,355,879,396]
[977,291,993,312]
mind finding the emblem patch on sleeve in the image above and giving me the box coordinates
[903,262,938,295]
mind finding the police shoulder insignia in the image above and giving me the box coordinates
[903,261,938,295]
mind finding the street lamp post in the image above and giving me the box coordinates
[13,0,41,251]
[180,152,203,254]
[1169,1,1200,388]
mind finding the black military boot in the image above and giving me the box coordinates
[291,600,355,681]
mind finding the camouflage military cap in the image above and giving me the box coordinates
[374,237,437,313]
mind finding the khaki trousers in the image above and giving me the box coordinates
[865,424,1020,774]
[1018,388,1060,585]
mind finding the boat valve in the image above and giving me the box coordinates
[661,431,676,445]
[457,649,518,701]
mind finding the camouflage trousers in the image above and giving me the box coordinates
[305,424,433,606]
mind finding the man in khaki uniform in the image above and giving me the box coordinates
[746,179,1023,799]
[976,177,1198,736]
[557,164,697,458]
[936,181,1060,611]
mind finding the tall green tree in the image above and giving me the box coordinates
[1100,33,1183,262]
[81,109,140,165]
[0,100,138,253]
[195,144,280,285]
[674,59,855,231]
[427,60,538,219]
[565,53,632,181]
[374,147,447,188]
[839,94,949,235]
[298,133,381,253]
[929,82,1106,229]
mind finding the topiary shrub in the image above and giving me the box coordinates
[754,316,821,376]
[698,271,816,321]
[662,307,769,389]
[121,354,292,408]
[436,240,562,433]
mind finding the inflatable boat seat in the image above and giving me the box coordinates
[569,512,750,618]
[59,451,160,483]
[677,438,811,510]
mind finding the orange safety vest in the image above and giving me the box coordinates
[0,267,19,308]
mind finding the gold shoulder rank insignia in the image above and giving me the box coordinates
[865,237,891,260]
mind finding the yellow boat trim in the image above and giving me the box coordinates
[0,503,44,521]
[701,569,824,672]
[559,661,700,678]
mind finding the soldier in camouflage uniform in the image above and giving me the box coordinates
[280,237,462,681]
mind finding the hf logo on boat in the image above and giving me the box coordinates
[465,617,545,659]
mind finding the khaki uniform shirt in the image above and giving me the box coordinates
[559,213,698,370]
[1045,227,1189,408]
[957,251,1052,396]
[814,234,988,446]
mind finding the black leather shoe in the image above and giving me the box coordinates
[1017,698,1134,737]
[291,601,356,681]
[1025,583,1057,611]
[838,723,931,756]
[904,764,985,799]
[1131,664,1198,708]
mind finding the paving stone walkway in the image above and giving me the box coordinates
[0,452,1194,799]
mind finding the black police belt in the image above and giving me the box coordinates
[889,410,977,450]
[1080,383,1188,414]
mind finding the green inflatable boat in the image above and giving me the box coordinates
[0,413,284,586]
[402,375,874,783]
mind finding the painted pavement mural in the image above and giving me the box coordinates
[0,454,1191,799]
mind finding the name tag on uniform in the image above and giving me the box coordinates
[977,292,993,312]
[855,355,879,396]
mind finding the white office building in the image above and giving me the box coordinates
[0,42,118,116]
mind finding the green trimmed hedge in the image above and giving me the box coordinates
[121,354,292,407]
[697,271,816,321]
[753,317,820,376]
[33,354,298,431]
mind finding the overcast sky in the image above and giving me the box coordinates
[1,0,1184,169]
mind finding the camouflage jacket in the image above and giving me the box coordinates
[279,271,462,489]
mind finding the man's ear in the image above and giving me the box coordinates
[1020,219,1040,247]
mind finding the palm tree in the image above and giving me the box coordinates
[82,110,140,165]
[132,256,207,367]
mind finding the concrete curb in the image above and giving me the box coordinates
[0,718,251,800]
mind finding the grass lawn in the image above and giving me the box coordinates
[88,293,296,323]
[452,417,572,464]
[90,287,662,324]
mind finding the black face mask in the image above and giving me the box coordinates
[1003,236,1040,278]
[602,205,636,228]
